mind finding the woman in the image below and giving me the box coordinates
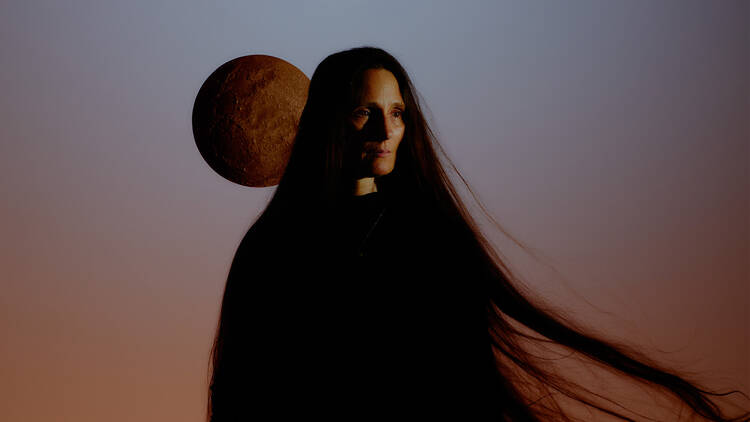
[208,47,748,421]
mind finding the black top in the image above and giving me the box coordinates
[212,191,501,420]
[339,191,388,257]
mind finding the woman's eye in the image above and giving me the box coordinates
[354,109,370,117]
[392,110,403,118]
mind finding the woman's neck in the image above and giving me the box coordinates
[353,177,378,196]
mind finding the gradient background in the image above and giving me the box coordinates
[1,1,747,420]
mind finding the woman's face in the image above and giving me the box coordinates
[347,68,405,178]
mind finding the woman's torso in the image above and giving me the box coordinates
[215,191,501,419]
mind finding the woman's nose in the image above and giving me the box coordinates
[367,110,391,141]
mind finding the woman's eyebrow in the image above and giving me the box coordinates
[361,101,405,109]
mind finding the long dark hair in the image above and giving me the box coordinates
[208,46,748,421]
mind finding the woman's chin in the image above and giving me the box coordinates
[371,166,394,177]
[366,158,395,177]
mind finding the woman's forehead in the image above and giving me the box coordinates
[353,69,403,103]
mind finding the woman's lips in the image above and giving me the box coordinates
[366,149,391,157]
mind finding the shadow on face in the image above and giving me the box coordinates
[347,68,406,178]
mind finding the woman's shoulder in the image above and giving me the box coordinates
[232,216,274,261]
[228,212,296,279]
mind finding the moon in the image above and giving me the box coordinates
[192,55,309,187]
